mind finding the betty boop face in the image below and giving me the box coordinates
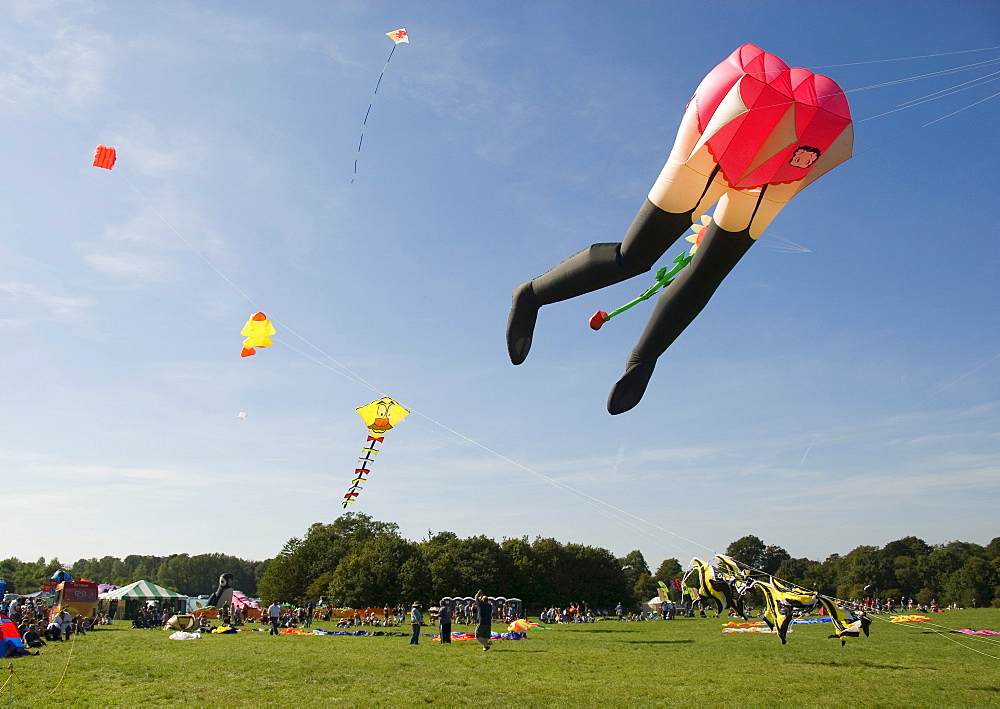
[789,146,821,168]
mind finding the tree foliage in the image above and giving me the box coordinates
[4,527,998,610]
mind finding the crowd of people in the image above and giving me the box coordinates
[1,595,107,654]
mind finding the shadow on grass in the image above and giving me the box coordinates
[799,659,920,671]
[622,639,695,645]
[972,687,1000,693]
[575,628,640,633]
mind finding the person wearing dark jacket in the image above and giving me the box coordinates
[474,591,492,651]
[438,601,452,644]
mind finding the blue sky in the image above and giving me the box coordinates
[2,1,997,571]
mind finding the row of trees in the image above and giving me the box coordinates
[256,515,645,609]
[0,553,265,598]
[4,519,998,610]
[229,518,1000,610]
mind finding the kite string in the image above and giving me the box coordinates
[47,625,78,695]
[117,168,393,396]
[115,170,262,309]
[867,614,1000,661]
[1,665,13,697]
[810,45,1000,69]
[400,407,717,557]
[352,42,397,183]
[858,74,1000,123]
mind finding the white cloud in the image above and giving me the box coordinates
[83,251,178,281]
[0,3,111,114]
[0,280,92,326]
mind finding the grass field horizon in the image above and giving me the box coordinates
[4,610,1000,707]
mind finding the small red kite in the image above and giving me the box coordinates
[93,145,117,170]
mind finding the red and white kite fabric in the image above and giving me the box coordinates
[386,28,408,44]
[689,44,852,189]
[647,43,854,235]
[93,145,117,170]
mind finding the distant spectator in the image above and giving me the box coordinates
[23,624,45,648]
[53,609,73,640]
[268,602,281,636]
[409,602,423,645]
[474,591,492,651]
[439,601,453,645]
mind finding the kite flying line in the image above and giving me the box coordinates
[810,44,1000,69]
[352,28,409,183]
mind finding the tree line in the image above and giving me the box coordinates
[0,553,264,598]
[3,516,997,610]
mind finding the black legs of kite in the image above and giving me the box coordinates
[507,200,693,366]
[609,221,755,413]
[507,200,756,413]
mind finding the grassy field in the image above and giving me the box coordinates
[4,610,1000,707]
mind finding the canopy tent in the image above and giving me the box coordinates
[99,580,187,621]
[99,580,186,601]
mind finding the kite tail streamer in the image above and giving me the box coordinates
[343,435,382,507]
[352,43,398,183]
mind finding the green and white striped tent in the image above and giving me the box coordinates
[99,580,187,620]
[99,580,186,601]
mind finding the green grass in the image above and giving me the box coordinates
[4,611,1000,707]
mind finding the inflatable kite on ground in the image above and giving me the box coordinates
[166,614,200,632]
[681,556,868,647]
[755,579,871,647]
[240,312,275,357]
[93,145,116,169]
[352,28,409,182]
[507,43,853,413]
[206,573,235,609]
[682,555,752,619]
[342,397,410,507]
[891,615,930,623]
[817,598,872,646]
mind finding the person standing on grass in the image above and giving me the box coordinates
[439,600,453,644]
[474,591,492,651]
[268,601,281,635]
[410,602,423,645]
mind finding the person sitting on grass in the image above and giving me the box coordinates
[23,624,46,648]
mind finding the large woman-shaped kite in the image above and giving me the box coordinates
[507,44,853,413]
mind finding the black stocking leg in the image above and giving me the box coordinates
[507,200,694,364]
[607,222,756,414]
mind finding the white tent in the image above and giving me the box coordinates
[99,580,187,620]
[642,596,664,614]
[99,580,186,601]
